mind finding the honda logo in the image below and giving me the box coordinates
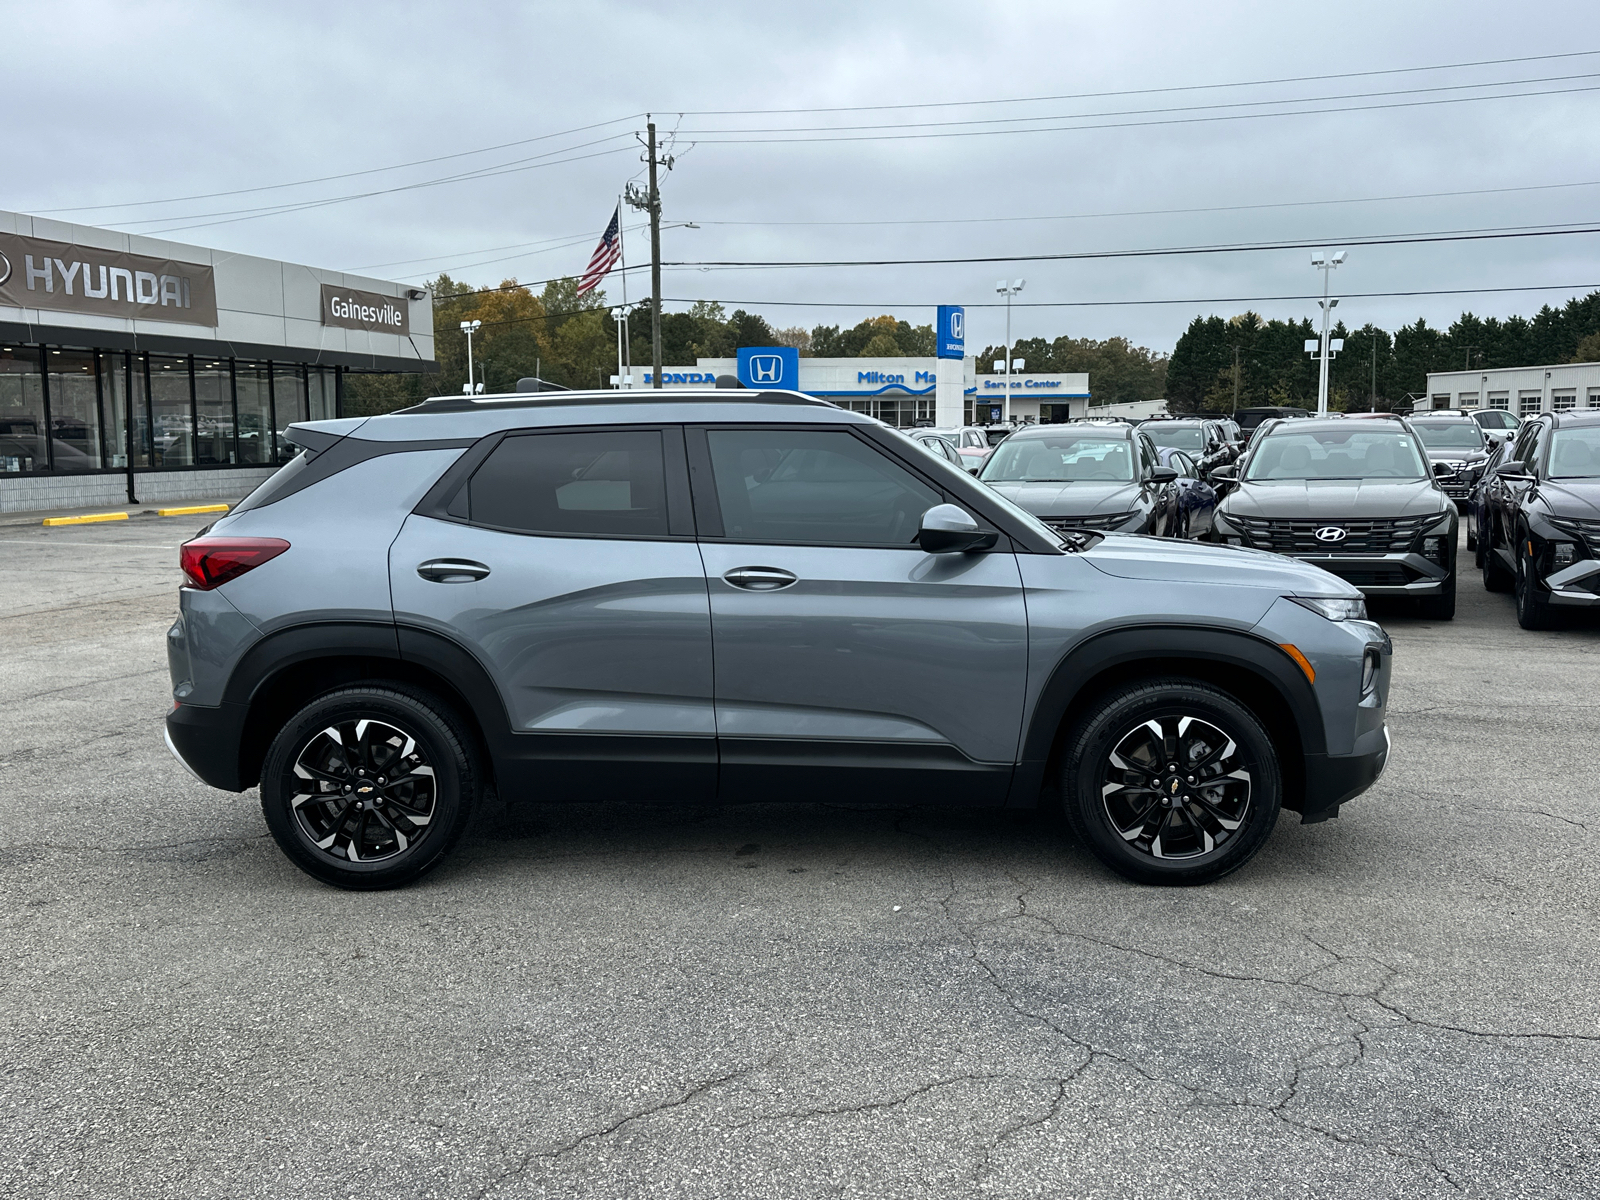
[748,354,783,383]
[949,310,964,340]
[1314,526,1348,543]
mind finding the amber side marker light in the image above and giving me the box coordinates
[1278,643,1316,685]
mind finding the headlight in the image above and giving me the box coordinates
[1213,510,1244,545]
[1426,510,1453,533]
[1553,542,1576,568]
[1361,647,1380,694]
[1289,595,1369,621]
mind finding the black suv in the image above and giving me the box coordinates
[1408,414,1491,510]
[1479,409,1600,629]
[1137,417,1238,478]
[1211,415,1458,619]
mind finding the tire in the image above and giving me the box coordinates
[1061,679,1283,886]
[259,685,479,890]
[1515,541,1559,631]
[1415,567,1456,621]
[1482,537,1514,593]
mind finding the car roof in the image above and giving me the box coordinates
[1006,422,1134,438]
[1410,413,1478,423]
[1258,417,1407,434]
[1551,410,1600,428]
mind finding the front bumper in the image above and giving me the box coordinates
[1300,724,1391,822]
[1544,559,1600,607]
[1288,552,1449,596]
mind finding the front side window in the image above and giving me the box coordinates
[1244,429,1428,480]
[1412,422,1485,451]
[705,428,940,546]
[469,429,669,537]
[982,433,1136,483]
[1548,428,1600,478]
[1143,424,1205,453]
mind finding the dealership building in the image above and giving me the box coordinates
[631,344,1091,427]
[1419,362,1600,416]
[0,208,436,513]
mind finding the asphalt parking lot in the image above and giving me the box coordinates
[2,518,1597,1199]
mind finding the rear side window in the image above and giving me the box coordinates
[469,430,668,537]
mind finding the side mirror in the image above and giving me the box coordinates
[918,504,998,554]
[1496,461,1532,478]
[1148,466,1179,484]
[1211,463,1238,479]
[1431,462,1453,477]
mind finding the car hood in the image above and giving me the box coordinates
[1539,479,1600,518]
[1083,534,1362,596]
[984,479,1139,516]
[1222,479,1448,519]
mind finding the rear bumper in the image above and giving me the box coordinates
[164,702,249,792]
[1288,552,1449,596]
[1300,725,1390,822]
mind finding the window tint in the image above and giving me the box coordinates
[469,429,669,536]
[982,433,1136,483]
[1244,429,1427,480]
[1142,424,1205,453]
[1518,423,1545,474]
[705,428,941,546]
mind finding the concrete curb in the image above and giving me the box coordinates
[0,497,245,529]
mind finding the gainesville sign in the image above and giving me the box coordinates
[320,283,410,335]
[0,231,218,326]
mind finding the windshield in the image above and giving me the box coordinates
[981,434,1135,483]
[1549,428,1600,478]
[1413,422,1485,450]
[1244,429,1428,481]
[1141,424,1205,453]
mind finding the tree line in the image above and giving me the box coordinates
[1165,292,1600,414]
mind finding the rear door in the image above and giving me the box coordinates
[689,424,1028,805]
[389,425,715,801]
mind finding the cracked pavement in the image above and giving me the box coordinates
[2,520,1598,1198]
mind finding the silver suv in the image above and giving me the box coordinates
[164,389,1393,890]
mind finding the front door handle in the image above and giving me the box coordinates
[417,558,491,583]
[722,566,797,591]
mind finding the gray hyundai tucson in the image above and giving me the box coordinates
[164,389,1392,890]
[1211,415,1458,620]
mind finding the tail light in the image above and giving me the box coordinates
[180,537,290,590]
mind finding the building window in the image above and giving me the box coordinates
[1431,394,1451,410]
[272,364,308,461]
[1553,390,1577,411]
[308,367,337,422]
[1589,389,1600,409]
[0,346,46,473]
[233,361,272,465]
[1488,391,1510,410]
[1457,391,1479,408]
[99,351,150,468]
[44,348,103,472]
[1519,390,1543,416]
[149,355,195,467]
[193,359,237,465]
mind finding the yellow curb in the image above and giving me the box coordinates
[42,512,131,527]
[158,504,231,517]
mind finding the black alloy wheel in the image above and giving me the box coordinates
[260,686,477,889]
[1482,533,1514,593]
[1515,538,1559,631]
[1062,680,1281,885]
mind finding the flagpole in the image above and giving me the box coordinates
[618,195,631,389]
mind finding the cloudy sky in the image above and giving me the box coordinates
[11,0,1600,354]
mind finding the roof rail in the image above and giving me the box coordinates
[394,388,840,416]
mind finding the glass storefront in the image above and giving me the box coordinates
[840,397,933,427]
[0,346,350,475]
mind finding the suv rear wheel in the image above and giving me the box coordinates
[260,685,478,890]
[1062,680,1282,885]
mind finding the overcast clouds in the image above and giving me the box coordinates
[10,0,1600,354]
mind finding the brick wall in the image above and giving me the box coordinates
[0,467,278,514]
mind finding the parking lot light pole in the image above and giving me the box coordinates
[995,279,1025,423]
[460,320,482,395]
[1310,251,1344,414]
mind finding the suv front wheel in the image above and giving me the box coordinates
[260,685,479,890]
[1062,680,1282,885]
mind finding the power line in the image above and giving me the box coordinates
[676,71,1600,137]
[673,49,1600,115]
[675,82,1600,145]
[30,113,646,216]
[665,220,1600,271]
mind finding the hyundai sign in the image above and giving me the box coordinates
[737,345,800,389]
[936,305,965,360]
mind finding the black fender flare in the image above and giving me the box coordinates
[1008,624,1326,812]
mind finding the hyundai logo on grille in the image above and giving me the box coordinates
[1314,526,1349,543]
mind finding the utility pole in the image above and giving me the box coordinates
[626,121,673,389]
[1231,345,1241,413]
[1462,345,1478,371]
[1371,336,1378,412]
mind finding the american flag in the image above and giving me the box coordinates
[577,206,623,294]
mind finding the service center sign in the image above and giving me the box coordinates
[321,283,410,335]
[0,231,218,326]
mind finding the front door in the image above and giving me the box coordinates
[689,425,1028,804]
[390,425,715,801]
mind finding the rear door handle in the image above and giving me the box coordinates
[722,566,797,591]
[417,558,491,583]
